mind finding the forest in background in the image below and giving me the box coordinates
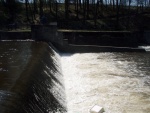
[0,0,150,30]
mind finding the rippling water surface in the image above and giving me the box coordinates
[61,52,150,113]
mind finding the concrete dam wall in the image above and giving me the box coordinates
[0,41,66,113]
[0,31,31,40]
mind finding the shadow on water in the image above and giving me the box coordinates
[0,41,66,113]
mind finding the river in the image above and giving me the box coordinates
[0,41,150,113]
[61,52,150,113]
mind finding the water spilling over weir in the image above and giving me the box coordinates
[0,40,150,113]
[0,25,150,113]
[0,41,66,113]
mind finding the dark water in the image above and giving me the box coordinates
[0,41,66,113]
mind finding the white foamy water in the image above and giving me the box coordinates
[61,53,150,113]
[139,46,150,52]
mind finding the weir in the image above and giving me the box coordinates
[0,25,150,113]
[0,41,66,113]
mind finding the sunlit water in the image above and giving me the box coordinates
[61,52,150,113]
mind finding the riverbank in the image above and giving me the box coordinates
[0,3,150,31]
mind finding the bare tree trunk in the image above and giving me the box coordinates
[141,3,144,12]
[127,0,131,29]
[113,0,115,10]
[28,1,34,22]
[145,0,146,7]
[6,0,16,22]
[110,0,112,6]
[77,0,79,18]
[100,0,103,10]
[65,0,69,19]
[55,1,58,20]
[39,0,44,18]
[75,0,77,10]
[116,0,119,29]
[83,0,86,22]
[87,0,89,18]
[91,0,95,18]
[136,0,139,13]
[79,0,82,9]
[94,1,98,27]
[48,0,52,12]
[105,0,107,7]
[25,0,30,22]
[33,0,38,15]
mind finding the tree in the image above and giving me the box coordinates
[79,0,82,9]
[25,0,34,23]
[87,0,90,18]
[48,0,52,12]
[65,0,69,19]
[33,0,38,14]
[55,0,58,19]
[25,0,30,22]
[6,0,16,22]
[112,0,115,10]
[94,0,99,27]
[75,0,79,18]
[83,0,86,23]
[116,0,119,29]
[127,0,131,29]
[39,0,44,17]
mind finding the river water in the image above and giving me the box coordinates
[61,52,150,113]
[0,41,150,113]
[0,41,66,113]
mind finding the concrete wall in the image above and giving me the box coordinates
[144,31,150,44]
[0,31,31,40]
[62,31,138,47]
[31,25,63,45]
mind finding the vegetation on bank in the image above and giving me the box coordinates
[0,0,150,31]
